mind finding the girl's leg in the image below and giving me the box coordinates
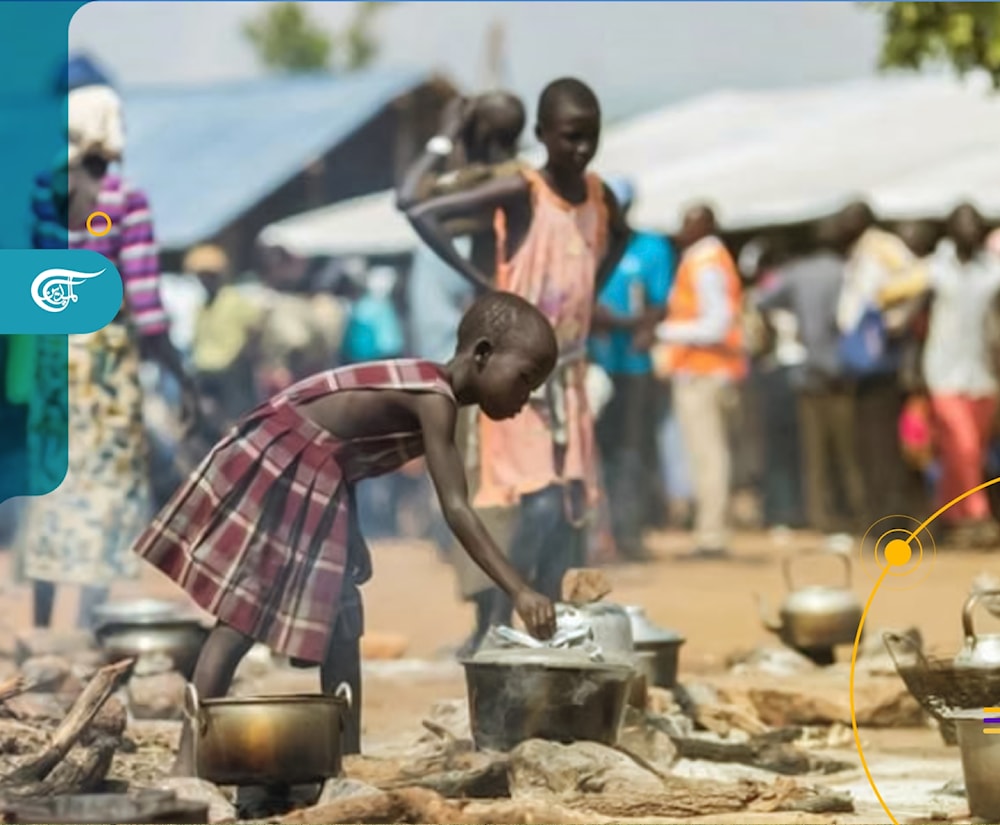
[173,622,254,776]
[33,580,56,628]
[77,585,110,631]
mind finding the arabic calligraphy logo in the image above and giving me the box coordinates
[31,268,105,313]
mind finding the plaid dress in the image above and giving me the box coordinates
[133,359,455,663]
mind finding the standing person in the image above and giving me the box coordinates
[589,176,674,560]
[408,77,628,624]
[835,201,920,528]
[740,237,805,536]
[919,205,1000,546]
[754,218,867,541]
[653,205,746,560]
[399,91,527,653]
[18,81,196,631]
[134,292,559,772]
[186,244,263,438]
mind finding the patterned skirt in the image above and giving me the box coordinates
[17,326,150,586]
[133,397,368,663]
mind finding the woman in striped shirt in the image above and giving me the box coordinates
[17,81,197,630]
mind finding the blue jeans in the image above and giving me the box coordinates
[493,483,586,625]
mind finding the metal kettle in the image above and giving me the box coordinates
[756,549,863,653]
[954,589,1000,670]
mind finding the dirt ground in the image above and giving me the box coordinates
[0,527,993,822]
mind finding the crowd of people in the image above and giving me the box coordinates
[3,63,1000,670]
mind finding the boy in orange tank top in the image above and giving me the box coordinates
[409,78,628,630]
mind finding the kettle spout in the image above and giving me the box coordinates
[754,593,782,634]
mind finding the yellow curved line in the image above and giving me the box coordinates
[850,474,1000,825]
[908,476,1000,542]
[850,567,895,824]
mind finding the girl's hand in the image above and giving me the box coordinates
[514,589,556,640]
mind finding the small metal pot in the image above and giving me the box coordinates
[185,684,351,786]
[945,707,1000,820]
[756,550,863,653]
[461,656,632,751]
[624,606,685,689]
[93,600,208,679]
[953,589,1000,670]
[1,792,208,824]
[572,602,634,657]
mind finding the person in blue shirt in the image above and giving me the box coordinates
[589,177,675,560]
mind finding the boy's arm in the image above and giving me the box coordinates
[596,184,630,293]
[414,393,556,639]
[406,175,529,293]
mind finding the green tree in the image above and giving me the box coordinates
[864,2,1000,87]
[243,1,392,75]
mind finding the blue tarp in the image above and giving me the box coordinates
[120,68,430,250]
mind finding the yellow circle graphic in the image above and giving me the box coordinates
[850,476,1000,825]
[857,515,936,591]
[86,210,113,237]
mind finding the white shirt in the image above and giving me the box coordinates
[922,240,1000,396]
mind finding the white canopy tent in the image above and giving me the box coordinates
[259,74,1000,257]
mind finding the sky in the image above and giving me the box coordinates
[69,1,890,121]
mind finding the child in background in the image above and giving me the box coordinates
[409,77,628,626]
[131,292,559,773]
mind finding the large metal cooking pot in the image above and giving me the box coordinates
[461,654,632,751]
[624,605,685,689]
[756,550,863,653]
[945,707,1000,820]
[93,600,208,679]
[185,684,351,786]
[953,589,1000,670]
[1,791,208,824]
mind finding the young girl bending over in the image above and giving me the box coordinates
[132,291,559,773]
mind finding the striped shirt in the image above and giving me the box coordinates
[32,171,169,337]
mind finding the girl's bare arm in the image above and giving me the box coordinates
[412,393,556,638]
[405,175,530,292]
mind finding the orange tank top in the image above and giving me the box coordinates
[476,168,609,509]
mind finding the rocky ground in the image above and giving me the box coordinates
[0,526,992,823]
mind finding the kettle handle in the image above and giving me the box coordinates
[962,589,1000,642]
[782,549,853,592]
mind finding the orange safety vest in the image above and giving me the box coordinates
[654,236,746,380]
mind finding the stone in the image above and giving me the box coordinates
[15,629,95,664]
[128,671,186,720]
[646,685,681,716]
[360,632,409,661]
[152,777,236,823]
[617,717,678,772]
[508,739,664,798]
[21,655,73,692]
[132,652,175,677]
[727,646,818,678]
[317,777,382,805]
[4,691,67,721]
[713,671,924,728]
[561,568,612,604]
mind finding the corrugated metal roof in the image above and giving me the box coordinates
[120,68,431,250]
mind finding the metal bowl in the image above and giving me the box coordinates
[92,599,194,627]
